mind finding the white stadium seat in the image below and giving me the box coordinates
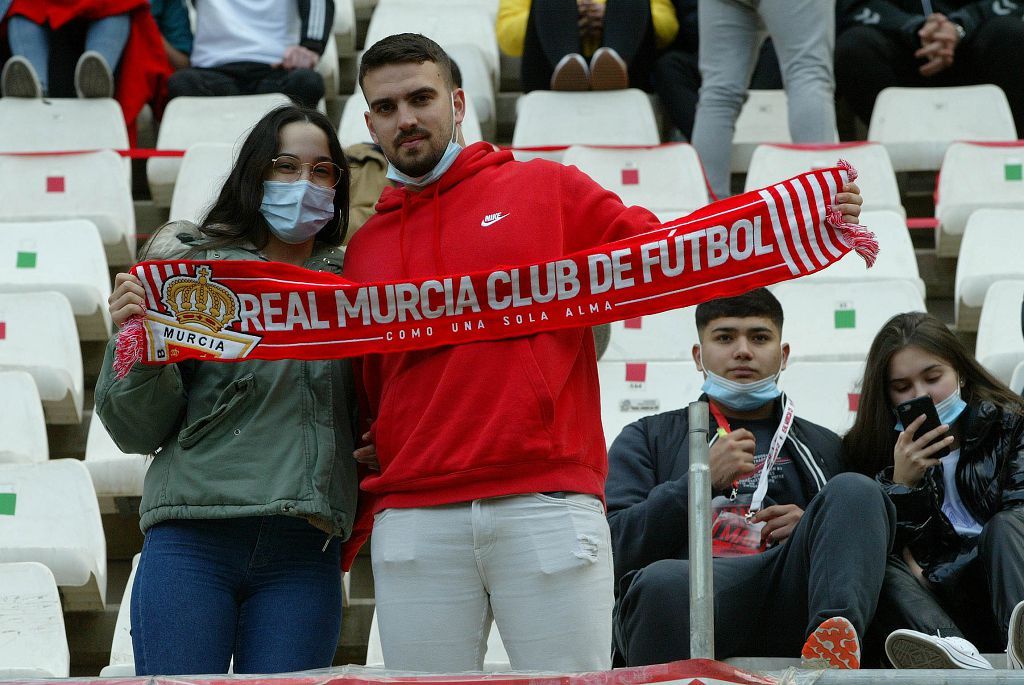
[599,361,705,447]
[1011,361,1024,395]
[0,99,130,180]
[0,150,136,264]
[364,0,499,85]
[512,90,660,161]
[85,417,149,514]
[954,209,1024,331]
[602,307,698,362]
[799,210,924,297]
[732,90,792,173]
[744,142,903,217]
[732,91,840,174]
[0,563,69,678]
[333,0,357,54]
[365,609,511,671]
[0,220,112,339]
[778,361,866,435]
[772,280,926,362]
[0,459,107,610]
[446,43,497,137]
[317,35,341,96]
[975,280,1024,385]
[0,292,83,424]
[934,141,1024,257]
[99,554,140,677]
[339,87,484,146]
[0,371,47,464]
[562,144,710,218]
[168,143,236,224]
[148,94,292,206]
[868,85,1017,172]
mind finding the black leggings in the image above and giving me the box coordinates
[869,509,1024,656]
[521,0,656,92]
[835,16,1024,133]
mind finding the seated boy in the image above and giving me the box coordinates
[607,288,895,668]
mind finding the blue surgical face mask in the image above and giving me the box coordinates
[699,347,783,412]
[259,180,335,245]
[385,94,463,189]
[893,384,967,431]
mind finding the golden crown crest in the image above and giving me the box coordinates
[162,266,238,333]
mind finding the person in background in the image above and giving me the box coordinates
[1,0,132,98]
[497,0,678,91]
[150,0,192,71]
[167,0,333,108]
[835,0,1024,134]
[608,288,892,669]
[691,0,837,199]
[652,0,782,143]
[843,312,1024,670]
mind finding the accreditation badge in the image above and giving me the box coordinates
[711,493,766,557]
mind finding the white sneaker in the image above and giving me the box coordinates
[886,629,992,669]
[75,50,113,98]
[1009,601,1024,669]
[1,55,43,98]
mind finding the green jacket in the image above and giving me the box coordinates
[94,226,359,539]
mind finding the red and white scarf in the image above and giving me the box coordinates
[114,162,875,377]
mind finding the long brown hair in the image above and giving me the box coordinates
[843,312,1024,476]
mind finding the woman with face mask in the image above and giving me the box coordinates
[843,312,1024,671]
[95,106,358,675]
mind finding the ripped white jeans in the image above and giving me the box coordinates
[371,493,615,672]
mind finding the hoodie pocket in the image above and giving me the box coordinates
[178,374,256,449]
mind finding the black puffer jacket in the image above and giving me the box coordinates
[837,0,1024,44]
[877,401,1024,587]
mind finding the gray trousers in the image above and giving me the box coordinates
[691,0,838,199]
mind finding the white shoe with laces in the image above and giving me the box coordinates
[1009,601,1024,669]
[886,629,992,669]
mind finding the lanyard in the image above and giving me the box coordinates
[708,396,796,515]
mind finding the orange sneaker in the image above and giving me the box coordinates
[801,617,861,669]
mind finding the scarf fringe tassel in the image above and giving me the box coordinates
[113,315,145,380]
[829,159,878,268]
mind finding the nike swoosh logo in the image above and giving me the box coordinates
[481,213,510,227]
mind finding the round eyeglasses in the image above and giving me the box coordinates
[268,155,344,188]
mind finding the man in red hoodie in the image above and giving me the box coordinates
[344,32,863,673]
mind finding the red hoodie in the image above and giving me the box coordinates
[343,142,661,513]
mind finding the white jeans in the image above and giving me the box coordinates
[691,0,838,199]
[371,493,615,672]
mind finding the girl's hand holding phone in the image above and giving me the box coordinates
[893,414,954,487]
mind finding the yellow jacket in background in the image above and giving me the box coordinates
[496,0,679,58]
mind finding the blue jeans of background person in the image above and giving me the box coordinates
[131,516,343,675]
[7,13,130,93]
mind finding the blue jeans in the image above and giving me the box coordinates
[131,516,343,675]
[7,13,130,93]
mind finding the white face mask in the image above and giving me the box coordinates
[385,94,463,189]
[698,344,784,412]
[259,180,335,244]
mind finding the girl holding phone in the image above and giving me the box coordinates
[843,312,1024,670]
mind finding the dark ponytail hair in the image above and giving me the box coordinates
[842,311,1024,476]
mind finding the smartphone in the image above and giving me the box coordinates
[895,395,950,459]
